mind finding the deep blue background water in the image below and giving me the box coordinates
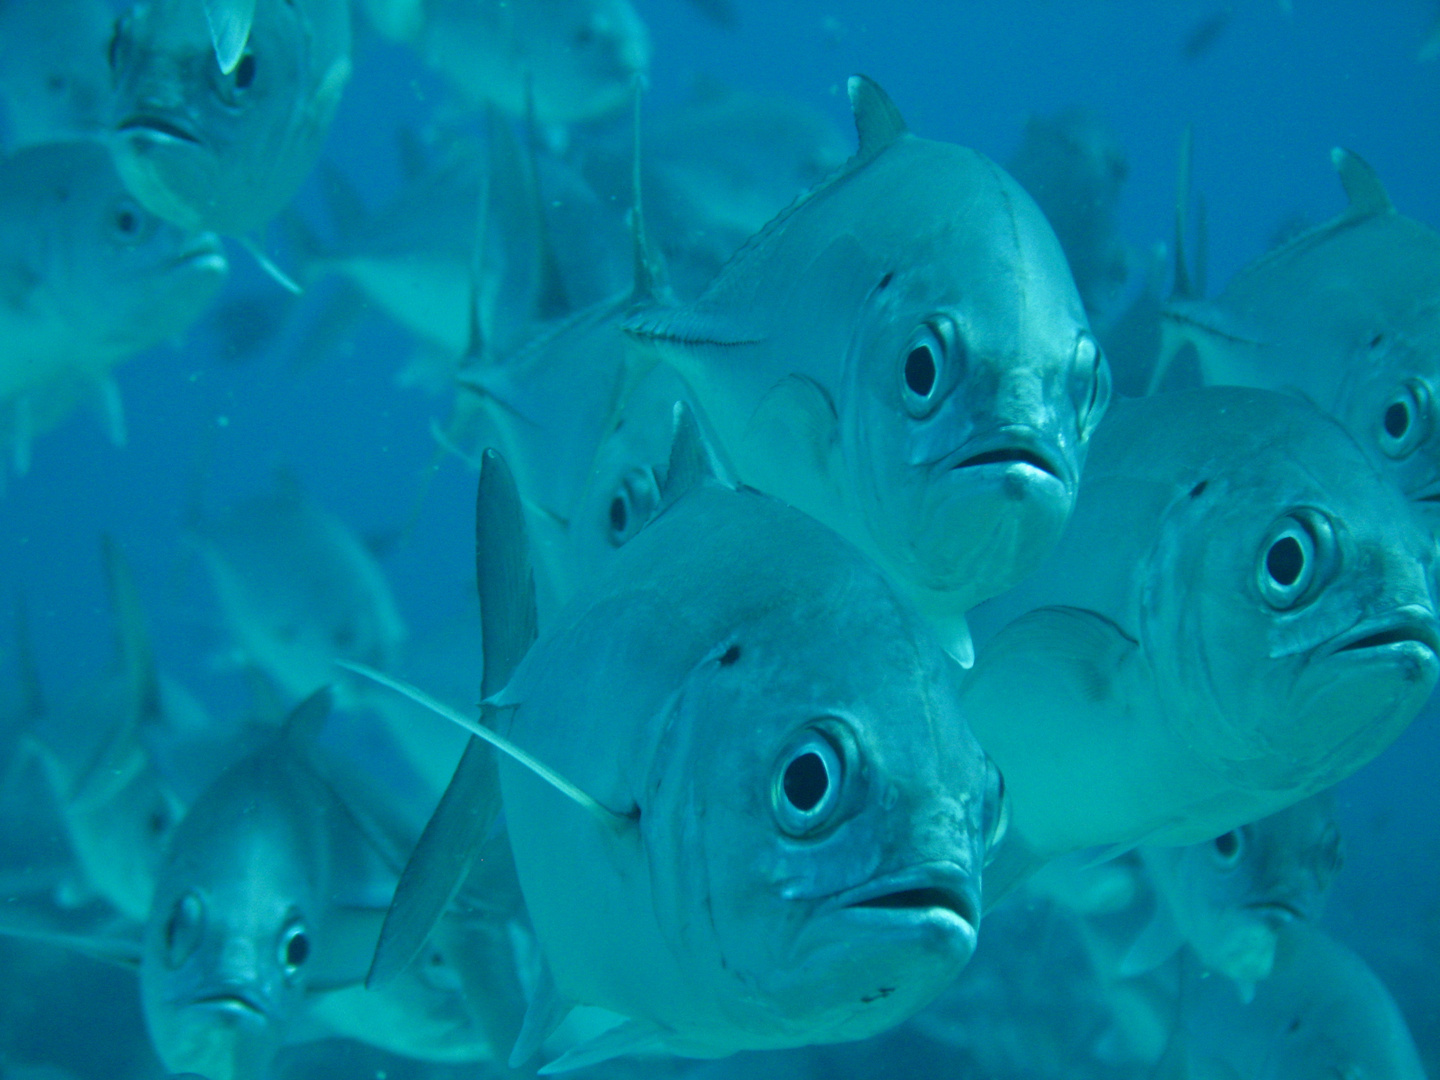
[3,0,1440,1070]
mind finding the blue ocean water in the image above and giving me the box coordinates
[2,1,1440,1077]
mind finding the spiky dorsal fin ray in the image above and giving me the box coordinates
[520,82,572,321]
[202,0,255,74]
[657,401,726,514]
[848,74,907,161]
[1331,146,1394,218]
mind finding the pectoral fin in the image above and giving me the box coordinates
[538,1017,669,1075]
[1118,903,1185,978]
[510,955,574,1068]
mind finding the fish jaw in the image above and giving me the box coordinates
[146,982,280,1080]
[779,861,981,1042]
[112,114,219,233]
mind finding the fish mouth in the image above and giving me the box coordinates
[1321,608,1440,659]
[171,234,227,271]
[187,988,268,1018]
[935,429,1068,485]
[117,114,202,145]
[1243,899,1306,923]
[825,863,979,935]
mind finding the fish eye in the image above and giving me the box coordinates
[981,755,1009,864]
[901,321,957,417]
[606,466,659,548]
[1210,829,1244,867]
[233,53,257,90]
[163,891,205,969]
[1378,380,1430,459]
[1073,333,1110,441]
[1256,510,1334,610]
[278,920,309,981]
[110,197,153,244]
[772,727,846,837]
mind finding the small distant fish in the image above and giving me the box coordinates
[1182,9,1232,62]
[363,0,649,126]
[141,689,523,1080]
[965,388,1439,901]
[1184,922,1426,1080]
[109,0,352,236]
[0,140,227,478]
[1156,148,1440,530]
[361,414,1006,1071]
[626,76,1110,661]
[1006,108,1130,318]
[13,539,185,923]
[0,0,115,148]
[1133,795,1345,991]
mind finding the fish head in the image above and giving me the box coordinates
[1149,794,1344,983]
[842,145,1110,607]
[642,563,1004,1044]
[14,141,227,363]
[1141,392,1440,796]
[110,0,350,235]
[512,0,650,125]
[140,760,323,1080]
[1328,304,1440,528]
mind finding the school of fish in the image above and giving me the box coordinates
[0,2,1437,1080]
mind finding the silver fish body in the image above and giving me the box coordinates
[1140,795,1344,986]
[0,140,226,475]
[1159,149,1440,529]
[110,0,351,235]
[966,388,1439,880]
[626,78,1109,649]
[0,0,115,147]
[491,427,1003,1063]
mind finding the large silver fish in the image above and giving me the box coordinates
[141,689,523,1080]
[1135,795,1344,992]
[109,0,351,236]
[466,413,1001,1069]
[362,0,649,126]
[1156,148,1440,527]
[965,388,1439,898]
[0,140,226,477]
[625,76,1110,659]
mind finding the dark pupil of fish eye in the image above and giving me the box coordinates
[116,209,137,233]
[286,932,309,967]
[609,496,626,533]
[1213,831,1239,859]
[1266,535,1304,587]
[905,344,936,397]
[783,751,828,812]
[234,54,256,89]
[1385,401,1410,439]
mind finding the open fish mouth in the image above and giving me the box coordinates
[828,864,979,933]
[171,235,227,270]
[1243,899,1306,922]
[117,114,202,145]
[1323,608,1440,658]
[936,429,1067,484]
[953,447,1060,475]
[187,988,269,1018]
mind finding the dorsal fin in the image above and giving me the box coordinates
[464,115,498,366]
[281,685,334,748]
[201,0,255,74]
[847,75,907,162]
[477,448,538,695]
[520,84,571,321]
[627,78,670,305]
[101,536,160,727]
[1331,147,1393,218]
[1171,126,1197,300]
[659,402,724,513]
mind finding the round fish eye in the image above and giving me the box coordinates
[606,466,659,548]
[772,728,845,837]
[163,890,205,969]
[233,53,257,90]
[109,197,154,245]
[1378,380,1430,459]
[901,321,957,417]
[278,920,309,981]
[1256,511,1334,610]
[1074,332,1111,441]
[1211,829,1244,867]
[981,755,1009,865]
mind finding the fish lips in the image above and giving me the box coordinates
[180,983,272,1025]
[1317,606,1440,666]
[116,112,205,147]
[932,427,1075,496]
[820,862,980,949]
